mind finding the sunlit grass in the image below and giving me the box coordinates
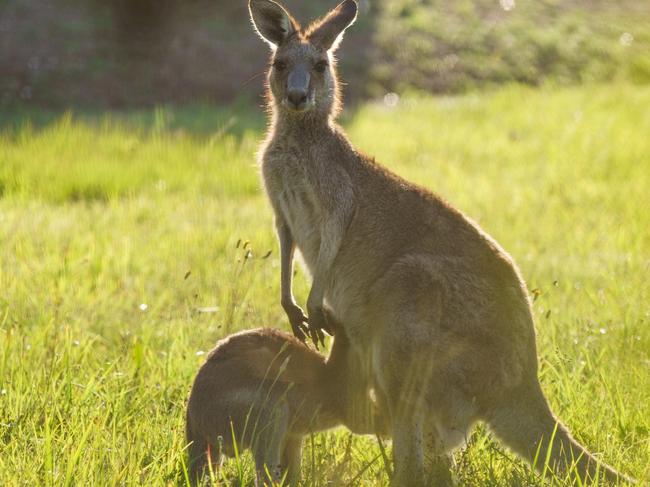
[0,84,648,485]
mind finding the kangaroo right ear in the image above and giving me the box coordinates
[307,0,357,51]
[249,0,298,48]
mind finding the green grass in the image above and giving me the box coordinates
[1,84,649,485]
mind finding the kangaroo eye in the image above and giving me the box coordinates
[273,60,287,72]
[314,60,328,73]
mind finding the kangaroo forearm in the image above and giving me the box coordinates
[307,254,334,307]
[310,180,355,302]
[307,220,347,308]
[278,221,297,306]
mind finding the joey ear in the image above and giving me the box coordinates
[249,0,298,48]
[308,0,358,51]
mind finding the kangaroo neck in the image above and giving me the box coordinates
[271,108,336,142]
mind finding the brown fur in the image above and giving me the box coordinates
[248,0,633,485]
[185,326,386,485]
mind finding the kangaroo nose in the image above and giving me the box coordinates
[287,90,307,108]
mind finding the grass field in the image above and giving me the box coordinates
[1,84,649,485]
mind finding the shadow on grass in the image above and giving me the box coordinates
[0,98,279,203]
[0,98,267,139]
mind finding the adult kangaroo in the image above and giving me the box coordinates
[248,0,632,484]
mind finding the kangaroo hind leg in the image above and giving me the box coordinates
[282,435,303,486]
[252,400,291,486]
[378,343,451,487]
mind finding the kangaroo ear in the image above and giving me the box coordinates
[308,0,357,51]
[249,0,298,48]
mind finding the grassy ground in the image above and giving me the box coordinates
[1,84,649,485]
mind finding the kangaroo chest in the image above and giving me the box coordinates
[263,153,323,271]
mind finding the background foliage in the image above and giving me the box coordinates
[1,0,649,107]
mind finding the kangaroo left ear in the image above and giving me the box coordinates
[249,0,298,48]
[307,0,358,51]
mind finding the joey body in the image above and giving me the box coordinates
[185,326,386,486]
[249,0,633,484]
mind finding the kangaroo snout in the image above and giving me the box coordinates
[287,89,308,109]
[287,64,311,110]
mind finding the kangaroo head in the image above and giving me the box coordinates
[249,0,357,119]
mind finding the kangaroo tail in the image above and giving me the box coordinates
[486,380,634,484]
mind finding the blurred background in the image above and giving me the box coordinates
[1,0,649,109]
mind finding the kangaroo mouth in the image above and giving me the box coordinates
[282,94,315,113]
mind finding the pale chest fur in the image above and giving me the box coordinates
[261,148,323,272]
